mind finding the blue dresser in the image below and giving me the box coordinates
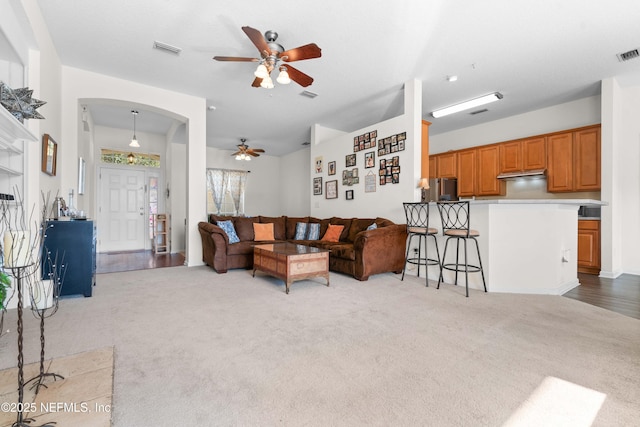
[41,220,96,297]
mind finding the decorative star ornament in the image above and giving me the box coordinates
[0,81,46,123]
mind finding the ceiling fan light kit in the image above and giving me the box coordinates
[232,138,265,161]
[431,92,503,118]
[214,26,321,89]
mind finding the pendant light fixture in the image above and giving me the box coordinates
[129,110,140,147]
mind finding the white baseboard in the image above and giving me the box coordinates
[599,269,624,279]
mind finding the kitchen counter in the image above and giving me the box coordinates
[424,199,607,295]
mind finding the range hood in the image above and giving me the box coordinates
[496,169,546,179]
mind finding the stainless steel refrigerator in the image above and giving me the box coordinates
[427,178,458,202]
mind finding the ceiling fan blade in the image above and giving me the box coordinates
[251,77,263,87]
[213,56,259,62]
[281,43,322,62]
[242,26,270,56]
[231,151,242,156]
[247,151,260,157]
[250,148,265,153]
[284,64,314,87]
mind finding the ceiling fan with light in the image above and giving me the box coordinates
[232,139,265,161]
[213,26,321,89]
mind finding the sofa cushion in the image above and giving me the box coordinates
[210,214,234,224]
[286,217,309,240]
[253,223,274,241]
[347,218,376,242]
[259,216,286,240]
[307,223,321,240]
[217,220,240,243]
[234,216,259,241]
[321,224,344,242]
[227,240,256,256]
[309,217,331,238]
[294,222,308,240]
[375,217,395,227]
[330,217,352,241]
[329,243,356,261]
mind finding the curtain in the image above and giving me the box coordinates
[206,169,226,214]
[226,170,248,215]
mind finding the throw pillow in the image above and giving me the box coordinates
[321,224,344,242]
[307,223,321,240]
[366,223,378,231]
[253,223,275,241]
[217,220,240,244]
[294,222,308,240]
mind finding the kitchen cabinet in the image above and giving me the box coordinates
[500,137,546,173]
[41,220,96,297]
[428,156,437,179]
[547,125,600,193]
[578,219,600,274]
[546,132,574,192]
[477,145,505,196]
[574,127,601,191]
[436,152,457,179]
[457,149,476,197]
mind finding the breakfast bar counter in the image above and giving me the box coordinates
[428,199,606,295]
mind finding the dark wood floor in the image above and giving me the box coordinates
[564,273,640,320]
[96,254,639,320]
[96,250,185,274]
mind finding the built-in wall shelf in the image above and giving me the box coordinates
[0,104,37,197]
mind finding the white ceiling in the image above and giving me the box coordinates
[36,0,640,156]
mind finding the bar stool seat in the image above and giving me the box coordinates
[401,203,441,286]
[436,201,486,297]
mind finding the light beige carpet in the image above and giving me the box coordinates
[0,347,113,426]
[0,266,638,426]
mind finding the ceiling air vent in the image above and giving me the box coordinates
[617,48,639,62]
[300,90,318,99]
[470,108,489,115]
[153,41,182,55]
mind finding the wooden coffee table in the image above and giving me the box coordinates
[253,243,330,294]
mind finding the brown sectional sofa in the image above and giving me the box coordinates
[198,215,407,281]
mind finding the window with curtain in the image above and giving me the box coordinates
[206,169,248,216]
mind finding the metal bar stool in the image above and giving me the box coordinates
[401,202,441,286]
[436,201,487,297]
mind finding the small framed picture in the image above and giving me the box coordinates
[315,156,323,173]
[346,154,356,167]
[328,161,336,176]
[346,190,354,200]
[326,180,338,199]
[365,151,375,168]
[313,177,323,195]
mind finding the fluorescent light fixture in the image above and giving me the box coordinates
[431,92,503,118]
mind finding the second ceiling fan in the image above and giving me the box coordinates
[213,26,321,89]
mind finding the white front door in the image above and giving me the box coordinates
[98,167,146,252]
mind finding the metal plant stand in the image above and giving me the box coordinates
[25,250,66,395]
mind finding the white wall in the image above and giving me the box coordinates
[618,86,640,274]
[280,148,311,216]
[309,80,422,224]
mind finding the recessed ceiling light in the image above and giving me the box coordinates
[447,75,458,82]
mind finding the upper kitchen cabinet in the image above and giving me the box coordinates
[457,148,477,197]
[436,152,457,179]
[499,137,546,174]
[547,125,600,193]
[574,127,601,191]
[477,145,505,196]
[428,156,437,179]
